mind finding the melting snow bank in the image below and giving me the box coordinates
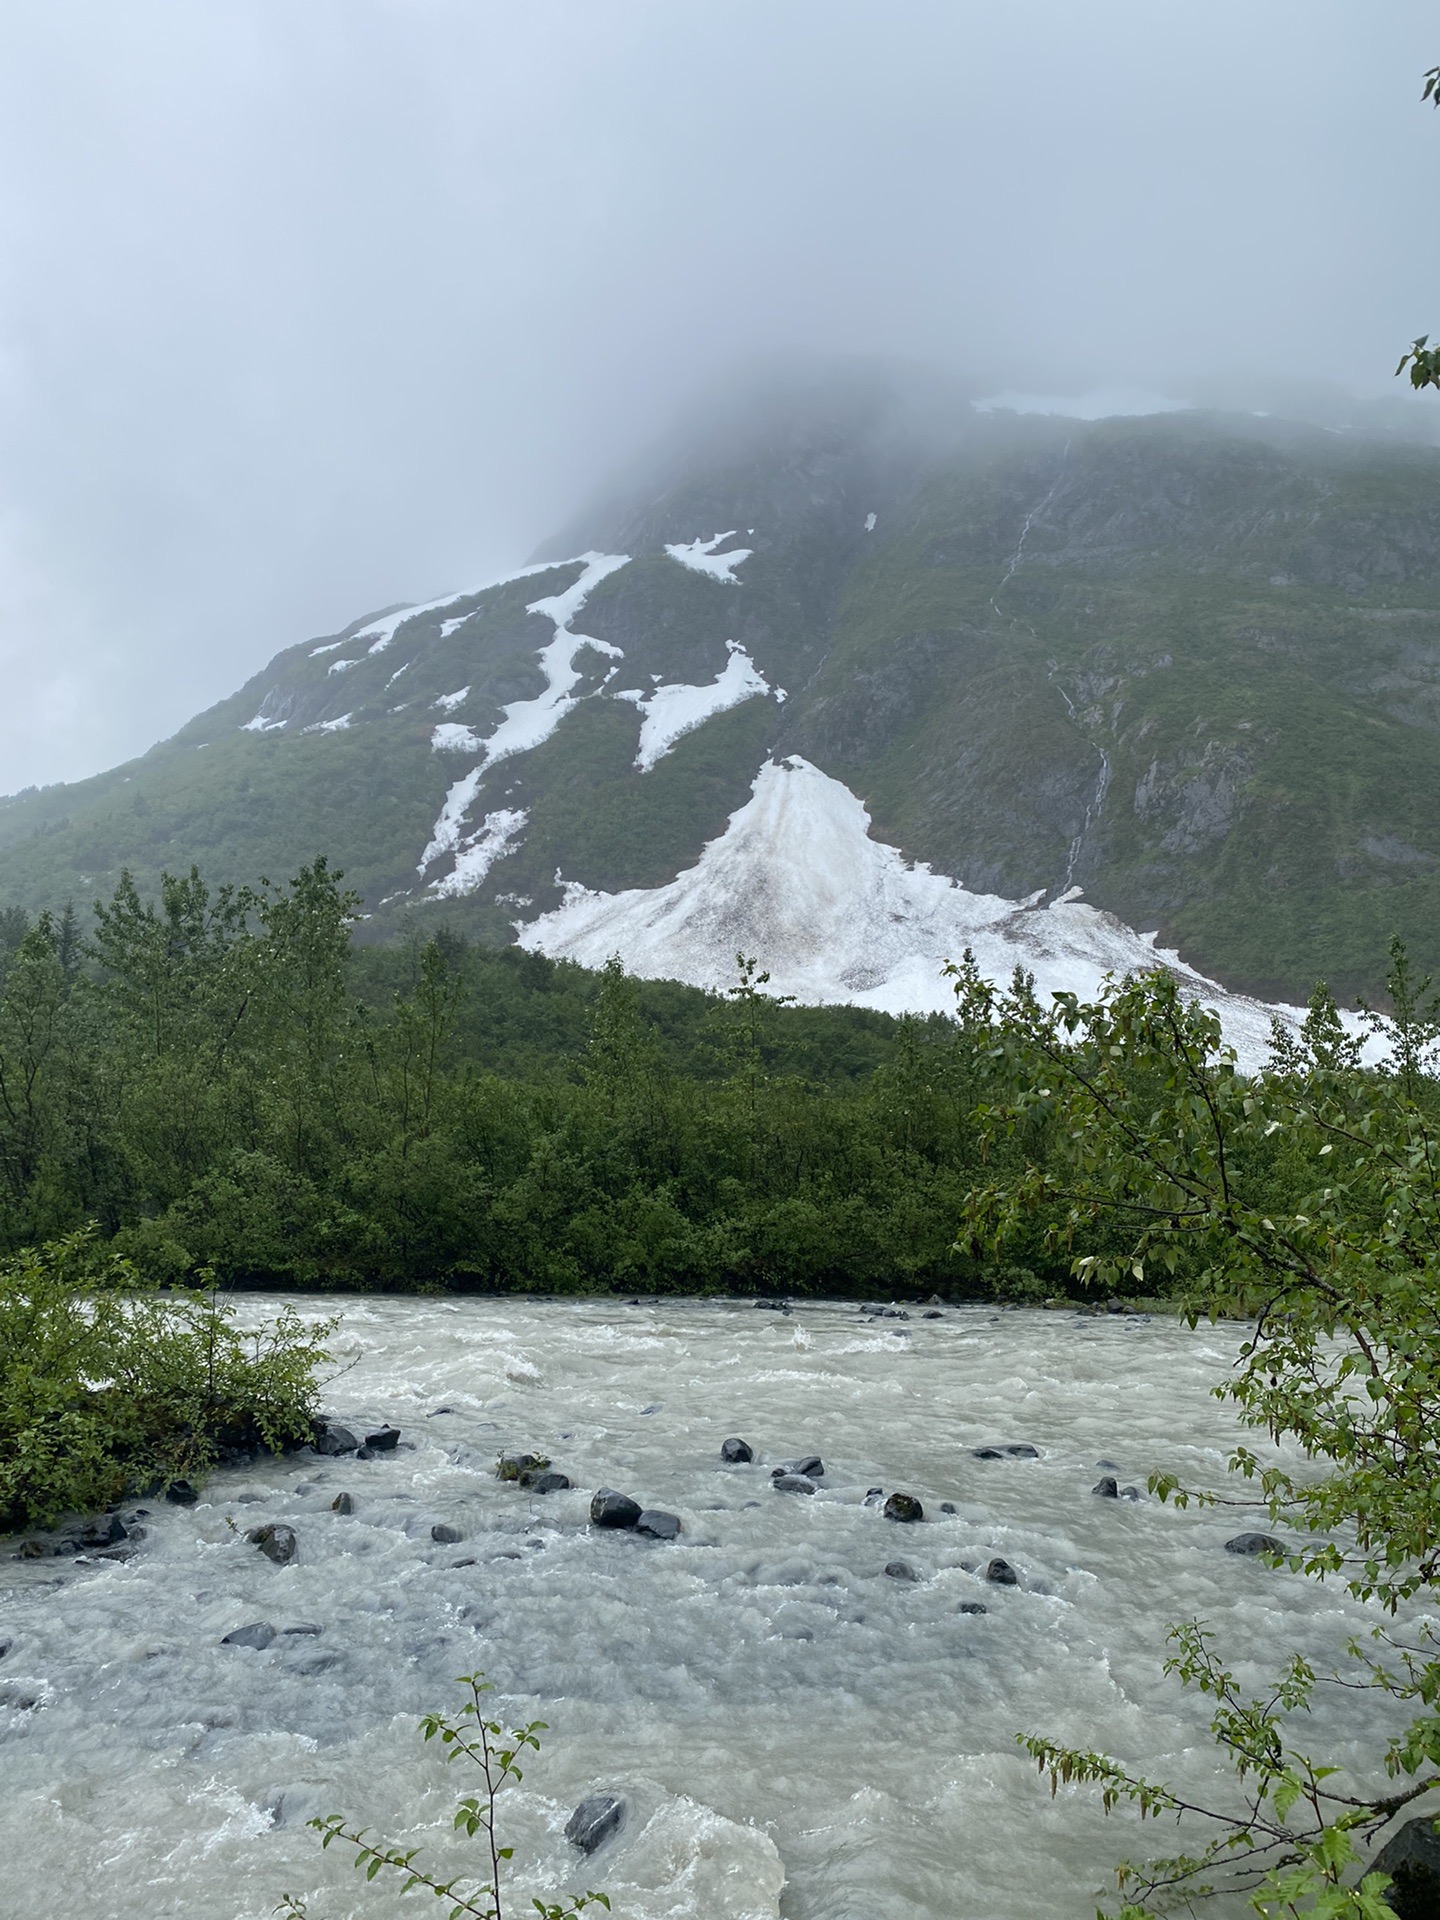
[617,643,779,771]
[519,758,1313,1070]
[665,532,753,583]
[0,1298,1406,1920]
[417,552,630,884]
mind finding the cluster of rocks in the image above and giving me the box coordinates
[18,1508,147,1562]
[312,1417,402,1461]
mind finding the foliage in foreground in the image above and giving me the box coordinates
[954,946,1440,1915]
[278,1674,608,1920]
[0,1227,331,1530]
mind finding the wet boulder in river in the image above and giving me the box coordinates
[565,1793,627,1854]
[984,1558,1018,1585]
[313,1418,360,1456]
[590,1489,642,1528]
[774,1456,823,1480]
[720,1437,754,1464]
[883,1493,923,1523]
[247,1523,298,1565]
[364,1426,401,1451]
[330,1492,354,1514]
[523,1470,571,1494]
[431,1523,463,1544]
[1369,1816,1440,1918]
[635,1510,682,1540]
[772,1473,817,1494]
[165,1480,198,1504]
[1224,1532,1285,1557]
[222,1622,276,1650]
[1092,1476,1119,1498]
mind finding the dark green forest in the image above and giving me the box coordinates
[0,858,1085,1297]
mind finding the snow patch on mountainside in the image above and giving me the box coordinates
[240,710,286,733]
[354,561,563,657]
[429,808,528,899]
[665,533,753,583]
[416,551,631,882]
[435,686,470,711]
[518,757,1309,1069]
[616,642,778,771]
[303,713,352,734]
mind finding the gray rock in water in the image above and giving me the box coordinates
[222,1622,276,1650]
[330,1492,354,1514]
[365,1426,401,1451]
[565,1793,627,1854]
[355,1446,375,1461]
[1224,1532,1285,1557]
[78,1514,128,1549]
[1092,1476,1119,1498]
[774,1456,824,1480]
[720,1437,754,1464]
[497,1453,544,1482]
[984,1557,1018,1585]
[431,1523,463,1544]
[883,1493,923,1523]
[165,1480,198,1504]
[939,1502,957,1515]
[958,1601,988,1615]
[923,1309,943,1319]
[282,1623,324,1636]
[771,1474,817,1495]
[1095,1459,1122,1472]
[1369,1816,1440,1918]
[590,1489,642,1528]
[313,1419,360,1457]
[635,1510,681,1540]
[884,1559,920,1581]
[522,1471,571,1494]
[1120,1486,1143,1501]
[971,1447,1006,1461]
[0,1637,11,1659]
[0,1682,42,1710]
[1005,1444,1039,1459]
[863,1487,885,1505]
[247,1523,298,1565]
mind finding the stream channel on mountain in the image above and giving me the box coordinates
[0,1297,1412,1919]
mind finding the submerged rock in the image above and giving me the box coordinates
[522,1470,571,1494]
[720,1437,754,1464]
[330,1492,354,1515]
[1224,1532,1285,1557]
[635,1510,682,1540]
[884,1559,920,1581]
[247,1523,298,1565]
[222,1622,276,1650]
[78,1515,128,1549]
[565,1793,627,1854]
[1369,1816,1440,1918]
[883,1493,923,1523]
[984,1558,1018,1586]
[774,1456,824,1480]
[772,1473,817,1494]
[431,1523,463,1544]
[958,1601,988,1615]
[590,1489,642,1529]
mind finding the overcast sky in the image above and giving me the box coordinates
[1,1,1437,793]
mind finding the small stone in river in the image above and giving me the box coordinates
[958,1601,988,1615]
[1095,1459,1121,1472]
[939,1502,957,1515]
[282,1623,324,1636]
[884,1559,920,1581]
[721,1437,754,1464]
[1005,1444,1039,1458]
[524,1471,571,1494]
[431,1523,463,1544]
[0,1637,11,1658]
[923,1309,943,1319]
[247,1523,298,1565]
[330,1492,354,1514]
[883,1493,923,1523]
[590,1489,642,1528]
[166,1480,198,1505]
[428,1407,455,1418]
[971,1447,1005,1461]
[635,1510,681,1540]
[355,1446,375,1460]
[640,1404,661,1415]
[863,1487,885,1505]
[1224,1532,1285,1557]
[313,1420,360,1457]
[1092,1476,1119,1498]
[1120,1485,1143,1501]
[365,1426,401,1451]
[984,1557,1018,1585]
[222,1622,276,1650]
[565,1793,627,1854]
[774,1456,823,1479]
[772,1474,817,1494]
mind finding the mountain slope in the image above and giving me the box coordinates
[5,393,1440,1017]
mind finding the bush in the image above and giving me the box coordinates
[0,1227,333,1530]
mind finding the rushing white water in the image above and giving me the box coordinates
[0,1299,1415,1920]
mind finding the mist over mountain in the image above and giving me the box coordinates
[3,371,1439,1036]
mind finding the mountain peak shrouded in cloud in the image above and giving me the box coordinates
[1,2,1438,793]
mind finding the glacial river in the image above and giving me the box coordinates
[0,1298,1415,1919]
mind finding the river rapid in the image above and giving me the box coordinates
[0,1298,1413,1919]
